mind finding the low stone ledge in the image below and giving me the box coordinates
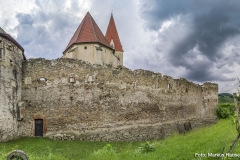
[50,134,76,141]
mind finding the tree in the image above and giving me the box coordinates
[226,78,240,153]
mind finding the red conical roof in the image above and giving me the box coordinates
[105,14,123,52]
[64,12,111,52]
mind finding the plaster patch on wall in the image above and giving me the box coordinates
[24,77,32,84]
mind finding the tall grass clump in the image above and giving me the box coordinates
[88,144,119,160]
[138,141,155,153]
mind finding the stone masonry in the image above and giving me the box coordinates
[0,35,25,142]
[15,58,218,141]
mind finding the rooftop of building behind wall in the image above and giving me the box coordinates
[0,27,26,59]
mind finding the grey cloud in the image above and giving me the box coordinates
[183,61,235,82]
[16,14,34,25]
[15,1,82,59]
[193,8,239,61]
[141,0,195,30]
[140,0,240,84]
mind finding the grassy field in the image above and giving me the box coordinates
[1,119,240,160]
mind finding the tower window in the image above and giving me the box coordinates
[110,39,115,49]
[84,46,87,50]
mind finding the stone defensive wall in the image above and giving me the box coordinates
[19,58,218,141]
[0,36,24,142]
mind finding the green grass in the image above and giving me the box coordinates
[1,119,240,160]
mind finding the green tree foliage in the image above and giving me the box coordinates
[215,103,235,119]
[218,93,234,103]
[218,93,240,103]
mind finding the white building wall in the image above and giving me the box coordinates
[63,43,120,67]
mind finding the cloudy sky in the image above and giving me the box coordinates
[1,0,240,93]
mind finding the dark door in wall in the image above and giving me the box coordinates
[35,119,43,136]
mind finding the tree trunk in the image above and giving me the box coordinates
[227,93,240,153]
[233,93,240,133]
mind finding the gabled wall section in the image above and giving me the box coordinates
[19,58,218,141]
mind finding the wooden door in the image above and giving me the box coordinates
[35,119,43,136]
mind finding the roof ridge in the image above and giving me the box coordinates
[76,15,85,44]
[89,14,98,42]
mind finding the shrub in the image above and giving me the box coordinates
[219,103,235,115]
[215,103,235,119]
[138,141,155,153]
[88,144,118,160]
[216,107,230,119]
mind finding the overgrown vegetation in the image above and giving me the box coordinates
[216,103,235,119]
[216,92,240,119]
[1,119,240,160]
[138,141,155,153]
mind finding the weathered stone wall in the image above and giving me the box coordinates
[0,36,24,142]
[19,58,218,141]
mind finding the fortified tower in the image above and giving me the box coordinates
[62,12,123,67]
[0,27,26,142]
